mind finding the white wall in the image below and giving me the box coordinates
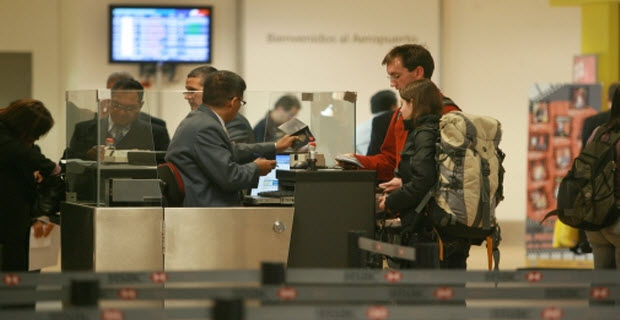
[442,0,581,221]
[241,0,441,128]
[1,0,238,160]
[0,0,61,160]
[59,0,239,145]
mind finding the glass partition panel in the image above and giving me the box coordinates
[308,92,356,168]
[64,89,355,207]
[65,90,162,207]
[245,91,355,168]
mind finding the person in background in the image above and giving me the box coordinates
[584,87,620,269]
[166,70,278,207]
[360,90,398,156]
[572,83,620,256]
[253,95,301,143]
[582,82,620,146]
[184,66,255,143]
[338,44,459,188]
[0,99,61,272]
[67,79,169,160]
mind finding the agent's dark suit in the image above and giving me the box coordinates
[0,122,56,271]
[138,112,167,130]
[367,110,395,156]
[226,113,255,144]
[66,117,169,160]
[165,105,275,207]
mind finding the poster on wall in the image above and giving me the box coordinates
[573,54,597,84]
[526,83,601,268]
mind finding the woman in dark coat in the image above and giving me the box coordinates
[379,79,471,269]
[0,99,59,272]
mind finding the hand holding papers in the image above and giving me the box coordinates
[278,118,314,151]
[335,153,364,169]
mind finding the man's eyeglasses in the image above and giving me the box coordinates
[110,102,140,112]
[387,74,401,80]
[229,97,247,106]
[182,90,202,96]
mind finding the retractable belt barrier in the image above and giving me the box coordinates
[2,266,620,319]
[2,283,619,303]
[1,305,620,320]
[3,269,620,287]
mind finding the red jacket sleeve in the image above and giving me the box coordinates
[353,95,460,182]
[355,110,399,181]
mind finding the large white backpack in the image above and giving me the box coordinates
[417,111,505,239]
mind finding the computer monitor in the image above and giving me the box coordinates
[109,5,212,63]
[250,154,291,196]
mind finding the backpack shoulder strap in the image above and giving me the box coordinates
[442,96,460,111]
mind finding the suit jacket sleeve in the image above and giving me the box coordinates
[193,124,260,192]
[233,142,277,163]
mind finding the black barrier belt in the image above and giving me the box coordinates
[0,270,260,287]
[2,285,619,303]
[2,306,620,320]
[2,270,620,287]
[357,237,416,261]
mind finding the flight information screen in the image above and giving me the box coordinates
[110,6,212,63]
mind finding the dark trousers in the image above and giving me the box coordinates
[1,241,36,310]
[401,229,472,270]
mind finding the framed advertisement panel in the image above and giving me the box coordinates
[526,83,601,268]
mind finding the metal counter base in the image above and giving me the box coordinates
[61,203,294,271]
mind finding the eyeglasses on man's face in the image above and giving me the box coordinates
[228,96,246,106]
[182,90,203,96]
[387,74,401,80]
[110,101,141,112]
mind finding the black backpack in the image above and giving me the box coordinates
[543,127,620,230]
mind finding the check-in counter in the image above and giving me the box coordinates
[164,207,293,270]
[61,203,294,271]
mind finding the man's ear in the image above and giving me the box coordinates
[412,65,422,78]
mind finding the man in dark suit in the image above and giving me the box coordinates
[166,70,278,207]
[105,71,168,130]
[184,66,255,143]
[67,79,169,160]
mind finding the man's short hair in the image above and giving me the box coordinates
[112,78,144,102]
[107,72,134,87]
[274,95,301,111]
[382,44,435,79]
[187,66,218,83]
[609,82,620,102]
[370,90,397,114]
[202,71,246,107]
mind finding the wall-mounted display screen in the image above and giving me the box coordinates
[109,5,212,63]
